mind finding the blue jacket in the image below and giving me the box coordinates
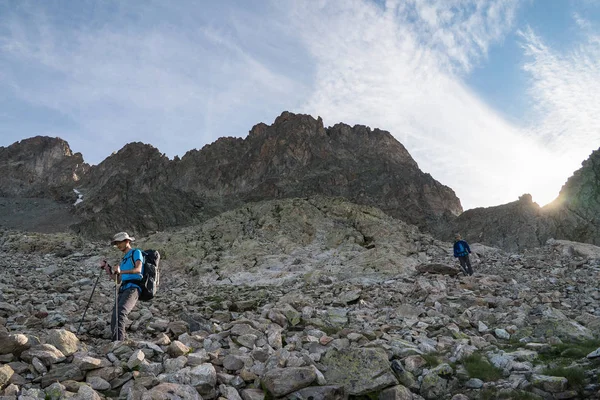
[453,240,471,257]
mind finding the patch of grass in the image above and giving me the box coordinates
[505,391,543,400]
[543,366,586,389]
[479,388,498,400]
[477,389,542,400]
[422,353,441,367]
[499,337,527,352]
[462,352,503,382]
[538,339,600,362]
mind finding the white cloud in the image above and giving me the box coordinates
[519,25,600,160]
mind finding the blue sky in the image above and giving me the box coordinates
[1,0,599,210]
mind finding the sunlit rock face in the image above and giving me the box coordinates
[443,194,549,252]
[546,147,600,246]
[446,147,600,251]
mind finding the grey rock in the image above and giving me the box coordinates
[289,385,346,400]
[40,364,84,388]
[20,344,66,366]
[261,367,317,397]
[145,382,201,400]
[378,385,413,400]
[46,329,79,356]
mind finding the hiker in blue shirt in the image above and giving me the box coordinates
[453,233,473,276]
[100,232,143,341]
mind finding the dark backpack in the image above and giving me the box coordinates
[131,249,160,301]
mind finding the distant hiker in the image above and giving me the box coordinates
[99,232,143,341]
[453,233,473,276]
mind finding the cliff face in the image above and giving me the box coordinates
[70,142,206,236]
[0,112,462,238]
[0,136,88,200]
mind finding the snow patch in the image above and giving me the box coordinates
[73,189,83,206]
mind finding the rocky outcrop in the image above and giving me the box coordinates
[446,194,549,252]
[0,136,88,200]
[172,112,462,233]
[70,142,206,237]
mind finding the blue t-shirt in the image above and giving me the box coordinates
[120,248,143,292]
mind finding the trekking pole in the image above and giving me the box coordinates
[114,274,119,341]
[77,269,103,335]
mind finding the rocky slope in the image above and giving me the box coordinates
[1,197,600,399]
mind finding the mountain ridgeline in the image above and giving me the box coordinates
[0,111,598,251]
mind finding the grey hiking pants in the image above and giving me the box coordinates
[458,255,473,276]
[111,286,139,341]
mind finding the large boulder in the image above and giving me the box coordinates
[261,367,317,397]
[322,348,398,395]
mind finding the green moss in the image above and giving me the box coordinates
[462,352,503,382]
[260,380,274,400]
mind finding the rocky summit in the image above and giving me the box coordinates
[2,197,600,400]
[0,111,462,240]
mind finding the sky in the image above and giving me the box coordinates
[1,0,599,211]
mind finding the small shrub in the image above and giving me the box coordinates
[462,352,503,381]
